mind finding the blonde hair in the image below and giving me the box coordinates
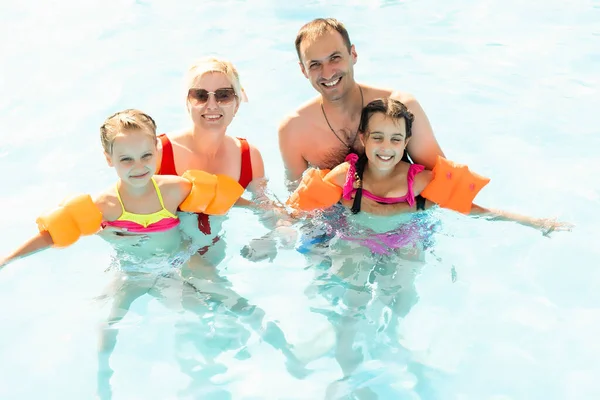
[185,56,244,100]
[100,109,157,154]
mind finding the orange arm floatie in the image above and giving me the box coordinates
[179,170,245,215]
[421,156,490,214]
[286,168,343,211]
[36,194,103,248]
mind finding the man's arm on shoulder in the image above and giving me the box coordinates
[391,91,445,170]
[278,114,309,184]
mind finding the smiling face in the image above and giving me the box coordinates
[105,129,158,187]
[298,29,357,102]
[100,109,158,188]
[361,113,410,172]
[187,71,240,132]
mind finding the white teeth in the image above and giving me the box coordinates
[378,155,393,161]
[204,115,221,120]
[323,78,340,87]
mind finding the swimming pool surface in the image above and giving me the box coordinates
[0,0,598,399]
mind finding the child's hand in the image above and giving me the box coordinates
[240,237,278,262]
[240,225,299,262]
[274,225,298,248]
[96,226,149,246]
[537,218,575,237]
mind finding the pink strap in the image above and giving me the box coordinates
[406,163,425,185]
[342,153,359,200]
[405,163,425,205]
[341,158,425,205]
[102,217,180,233]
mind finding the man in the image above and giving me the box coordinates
[278,18,445,188]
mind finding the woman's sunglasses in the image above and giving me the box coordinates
[188,87,237,105]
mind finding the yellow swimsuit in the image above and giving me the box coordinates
[102,178,180,233]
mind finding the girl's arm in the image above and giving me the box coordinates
[326,162,351,188]
[414,170,572,234]
[158,175,193,213]
[412,169,434,196]
[0,231,54,269]
[1,193,111,269]
[414,163,573,235]
[469,204,573,235]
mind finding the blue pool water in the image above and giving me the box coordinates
[0,0,599,399]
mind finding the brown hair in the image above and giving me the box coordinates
[358,98,414,138]
[100,109,157,154]
[350,98,415,214]
[295,18,352,61]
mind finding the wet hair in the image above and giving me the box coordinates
[350,98,415,214]
[100,109,157,154]
[295,18,352,62]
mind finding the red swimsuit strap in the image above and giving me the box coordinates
[237,137,253,188]
[157,134,177,176]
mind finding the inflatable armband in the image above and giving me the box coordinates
[286,168,343,211]
[421,156,490,213]
[179,170,244,215]
[36,194,103,247]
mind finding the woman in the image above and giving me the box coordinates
[159,57,264,252]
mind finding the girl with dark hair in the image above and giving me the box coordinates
[288,97,571,236]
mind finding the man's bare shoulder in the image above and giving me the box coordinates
[278,96,321,139]
[359,84,394,101]
[358,83,414,104]
[388,89,417,104]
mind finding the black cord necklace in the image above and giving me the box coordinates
[320,85,364,150]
